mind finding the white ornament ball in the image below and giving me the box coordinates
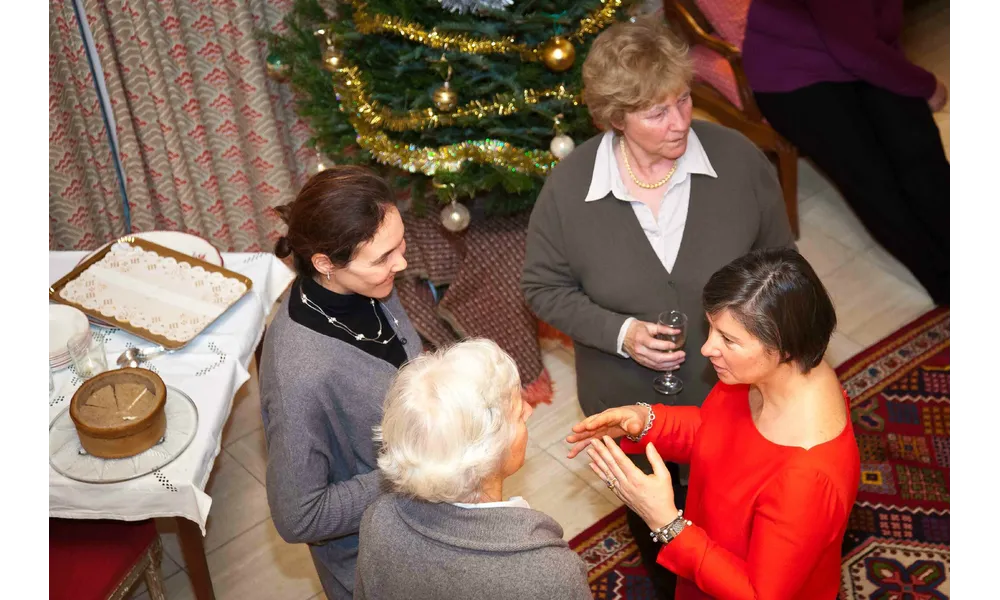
[550,134,575,159]
[440,201,471,232]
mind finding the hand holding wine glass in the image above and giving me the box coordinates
[623,319,687,372]
[653,311,687,396]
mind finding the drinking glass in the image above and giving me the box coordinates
[68,331,108,379]
[652,310,687,396]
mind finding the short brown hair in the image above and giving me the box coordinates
[702,248,837,372]
[582,16,693,131]
[273,165,395,276]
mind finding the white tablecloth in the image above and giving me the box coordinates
[48,252,294,534]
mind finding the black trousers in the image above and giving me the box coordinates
[755,82,950,305]
[624,456,687,599]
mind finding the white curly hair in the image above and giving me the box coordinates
[374,338,522,503]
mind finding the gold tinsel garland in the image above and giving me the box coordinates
[335,65,580,132]
[331,64,559,176]
[349,0,623,61]
[356,129,558,177]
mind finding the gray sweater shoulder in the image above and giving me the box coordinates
[358,495,592,600]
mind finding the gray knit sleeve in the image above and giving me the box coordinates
[536,546,594,600]
[521,180,631,354]
[264,381,383,544]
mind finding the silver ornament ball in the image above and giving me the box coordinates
[550,134,576,159]
[440,201,471,232]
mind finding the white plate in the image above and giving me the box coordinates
[48,386,198,484]
[49,305,90,358]
[78,231,224,267]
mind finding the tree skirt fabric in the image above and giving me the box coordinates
[398,213,552,405]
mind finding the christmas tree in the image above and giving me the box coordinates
[265,0,637,228]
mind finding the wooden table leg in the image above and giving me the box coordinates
[177,517,216,600]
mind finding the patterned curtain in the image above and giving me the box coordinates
[50,0,129,250]
[49,0,321,252]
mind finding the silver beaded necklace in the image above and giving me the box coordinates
[300,290,401,345]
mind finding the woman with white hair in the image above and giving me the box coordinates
[355,339,592,600]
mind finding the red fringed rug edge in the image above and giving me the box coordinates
[522,367,554,407]
[538,320,573,349]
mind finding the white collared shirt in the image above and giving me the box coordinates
[452,496,531,510]
[583,129,718,356]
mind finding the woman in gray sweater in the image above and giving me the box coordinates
[356,339,592,600]
[259,166,420,599]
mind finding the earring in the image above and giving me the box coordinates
[325,271,331,281]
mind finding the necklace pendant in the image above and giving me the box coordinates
[328,317,336,324]
[355,334,365,341]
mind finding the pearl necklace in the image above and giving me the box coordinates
[300,290,400,345]
[620,136,678,190]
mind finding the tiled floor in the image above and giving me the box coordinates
[129,4,948,599]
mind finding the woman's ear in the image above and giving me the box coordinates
[609,111,626,134]
[311,253,334,277]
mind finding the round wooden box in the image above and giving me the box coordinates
[69,368,167,459]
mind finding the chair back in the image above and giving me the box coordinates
[692,0,751,49]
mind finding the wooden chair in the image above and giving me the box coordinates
[50,518,167,600]
[661,0,800,237]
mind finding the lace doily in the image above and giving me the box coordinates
[58,243,247,344]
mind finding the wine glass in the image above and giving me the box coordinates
[652,310,687,396]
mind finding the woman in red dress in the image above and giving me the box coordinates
[568,248,860,599]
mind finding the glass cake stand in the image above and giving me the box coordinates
[49,386,198,484]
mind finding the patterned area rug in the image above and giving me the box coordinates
[569,308,950,600]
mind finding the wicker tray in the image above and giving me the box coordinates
[49,237,252,350]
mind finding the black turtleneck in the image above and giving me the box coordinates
[287,276,408,369]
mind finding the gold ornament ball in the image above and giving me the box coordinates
[540,36,576,72]
[322,46,343,71]
[440,201,471,232]
[433,81,458,112]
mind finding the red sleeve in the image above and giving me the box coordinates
[655,467,848,599]
[620,404,702,464]
[806,0,936,98]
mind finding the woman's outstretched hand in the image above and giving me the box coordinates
[566,405,649,458]
[587,436,677,531]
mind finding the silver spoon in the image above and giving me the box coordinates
[116,346,168,369]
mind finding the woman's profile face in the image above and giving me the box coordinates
[701,309,780,385]
[618,88,694,161]
[329,205,408,299]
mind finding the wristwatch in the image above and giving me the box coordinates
[650,510,691,545]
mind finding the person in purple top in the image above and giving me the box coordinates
[742,0,949,305]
